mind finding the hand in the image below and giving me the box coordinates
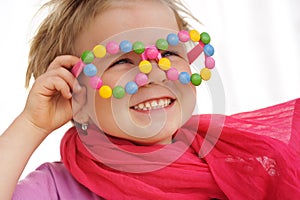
[22,55,81,135]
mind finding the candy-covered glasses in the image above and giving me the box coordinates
[71,29,215,99]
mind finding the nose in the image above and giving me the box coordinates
[146,60,167,85]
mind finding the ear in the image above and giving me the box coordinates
[72,85,89,123]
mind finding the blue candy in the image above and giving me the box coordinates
[179,72,190,84]
[204,44,215,57]
[167,33,179,46]
[125,81,138,95]
[120,40,133,53]
[83,64,97,77]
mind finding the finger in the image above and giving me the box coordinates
[47,55,80,72]
[46,67,82,93]
[38,76,73,99]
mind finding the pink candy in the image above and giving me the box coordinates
[146,46,159,60]
[135,73,148,86]
[166,67,179,81]
[89,76,103,89]
[205,57,215,69]
[106,41,120,54]
[178,30,190,42]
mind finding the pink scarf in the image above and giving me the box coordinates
[61,98,300,199]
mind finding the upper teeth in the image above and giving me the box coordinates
[133,99,172,111]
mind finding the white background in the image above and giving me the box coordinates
[0,0,299,179]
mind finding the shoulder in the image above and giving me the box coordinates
[13,162,101,200]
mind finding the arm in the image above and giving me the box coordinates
[0,55,80,200]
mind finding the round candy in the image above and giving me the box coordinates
[167,33,179,46]
[204,44,215,56]
[205,57,215,69]
[133,41,145,54]
[89,76,103,89]
[99,85,112,99]
[146,46,159,60]
[135,73,148,86]
[200,32,211,44]
[93,45,106,58]
[120,40,132,53]
[190,30,201,42]
[106,41,119,54]
[139,60,152,74]
[178,30,190,42]
[83,64,97,77]
[190,73,202,86]
[166,67,179,81]
[81,51,94,64]
[179,72,190,85]
[158,58,171,71]
[156,39,169,51]
[200,68,212,81]
[112,86,126,99]
[125,81,138,95]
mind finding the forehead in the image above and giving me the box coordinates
[75,0,179,56]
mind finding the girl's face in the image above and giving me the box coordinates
[74,1,196,145]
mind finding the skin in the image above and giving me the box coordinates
[74,1,196,145]
[0,0,195,199]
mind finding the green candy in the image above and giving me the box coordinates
[156,39,169,50]
[113,86,126,99]
[81,51,94,64]
[200,32,211,44]
[190,73,202,86]
[133,41,145,54]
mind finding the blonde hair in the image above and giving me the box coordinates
[25,0,199,87]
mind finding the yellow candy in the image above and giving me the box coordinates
[158,58,171,71]
[200,68,211,81]
[190,30,201,42]
[99,85,112,99]
[139,60,152,74]
[93,45,106,58]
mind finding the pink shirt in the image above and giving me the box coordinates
[13,162,102,200]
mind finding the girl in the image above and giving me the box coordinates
[0,0,299,199]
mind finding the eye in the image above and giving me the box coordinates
[161,51,179,58]
[109,58,134,68]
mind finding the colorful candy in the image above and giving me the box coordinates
[200,68,212,81]
[135,73,148,86]
[200,32,211,44]
[179,72,191,85]
[190,73,202,86]
[156,39,169,51]
[139,60,152,74]
[178,30,190,42]
[106,41,119,54]
[120,40,132,53]
[112,86,126,99]
[158,58,171,71]
[167,33,179,46]
[83,64,97,77]
[81,51,94,64]
[89,76,103,89]
[204,44,214,57]
[133,41,145,54]
[125,82,138,95]
[166,67,179,81]
[99,85,112,99]
[189,30,200,42]
[93,45,106,58]
[146,46,159,59]
[73,29,215,99]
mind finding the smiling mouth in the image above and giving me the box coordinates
[130,98,175,111]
